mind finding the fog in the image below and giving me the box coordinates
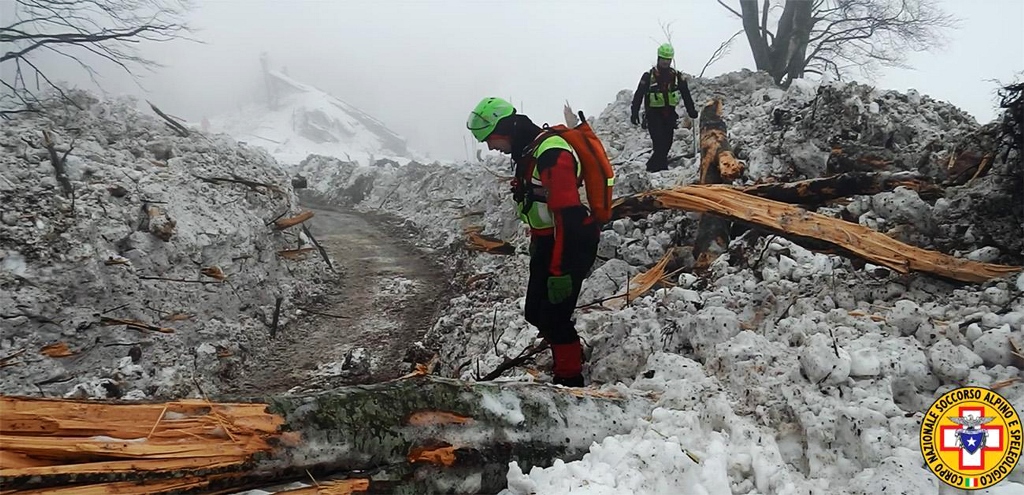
[7,0,1023,161]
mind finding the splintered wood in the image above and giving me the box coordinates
[0,396,284,493]
[39,343,74,358]
[613,185,1021,283]
[600,251,677,310]
[274,479,371,495]
[464,228,515,255]
[274,210,315,230]
[407,444,458,466]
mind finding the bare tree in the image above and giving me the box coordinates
[718,0,957,86]
[1,0,191,116]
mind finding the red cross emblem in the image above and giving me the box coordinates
[939,406,1004,470]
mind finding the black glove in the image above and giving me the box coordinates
[640,115,648,130]
[630,112,640,126]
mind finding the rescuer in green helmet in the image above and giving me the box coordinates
[466,97,600,387]
[630,43,700,172]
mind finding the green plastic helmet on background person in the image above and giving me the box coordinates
[467,97,516,142]
[657,43,674,60]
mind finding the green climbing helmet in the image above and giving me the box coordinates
[466,97,516,142]
[657,43,674,60]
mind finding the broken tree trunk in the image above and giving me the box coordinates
[612,185,1021,283]
[1,375,650,494]
[694,98,743,269]
[825,143,899,174]
[740,171,943,207]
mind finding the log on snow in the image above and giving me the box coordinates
[740,171,943,206]
[612,185,1021,283]
[825,143,899,174]
[257,374,650,493]
[0,375,650,494]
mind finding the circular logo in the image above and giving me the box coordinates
[920,386,1023,490]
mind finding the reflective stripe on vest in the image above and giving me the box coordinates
[647,68,681,108]
[516,135,580,230]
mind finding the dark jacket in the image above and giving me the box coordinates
[631,67,698,119]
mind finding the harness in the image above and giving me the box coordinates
[512,132,581,230]
[647,67,682,108]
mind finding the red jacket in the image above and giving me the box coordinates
[518,144,591,276]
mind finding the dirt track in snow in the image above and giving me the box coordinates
[226,200,448,395]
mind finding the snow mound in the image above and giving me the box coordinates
[0,90,330,400]
[302,69,1023,493]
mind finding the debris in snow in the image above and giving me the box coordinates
[0,90,329,400]
[5,66,1023,493]
[301,69,1023,493]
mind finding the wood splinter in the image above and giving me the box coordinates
[100,317,174,334]
[275,211,315,230]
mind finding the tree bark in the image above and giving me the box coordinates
[740,171,943,207]
[1,375,651,494]
[826,143,902,174]
[739,0,771,71]
[782,1,814,84]
[694,99,742,269]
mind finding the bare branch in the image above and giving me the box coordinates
[701,29,744,78]
[1,0,192,114]
[728,0,957,87]
[717,0,743,19]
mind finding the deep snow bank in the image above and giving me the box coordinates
[300,70,1022,493]
[0,91,330,400]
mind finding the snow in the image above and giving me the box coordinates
[479,389,526,425]
[208,70,422,167]
[299,69,1023,493]
[4,67,1023,493]
[0,90,328,400]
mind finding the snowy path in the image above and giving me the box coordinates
[225,202,448,395]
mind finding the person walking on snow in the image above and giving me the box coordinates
[466,97,600,387]
[630,43,700,172]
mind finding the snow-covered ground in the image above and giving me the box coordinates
[0,90,330,400]
[2,68,1021,493]
[299,70,1024,493]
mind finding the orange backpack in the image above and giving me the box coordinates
[541,111,616,224]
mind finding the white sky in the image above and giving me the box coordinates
[8,0,1024,160]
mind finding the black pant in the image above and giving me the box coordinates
[524,225,599,344]
[645,110,677,172]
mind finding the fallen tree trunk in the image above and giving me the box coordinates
[612,185,1021,283]
[740,171,943,206]
[694,98,741,269]
[826,142,899,174]
[1,375,650,494]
